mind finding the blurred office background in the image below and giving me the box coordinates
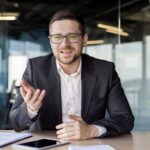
[0,0,150,130]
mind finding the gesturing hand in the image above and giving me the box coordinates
[20,80,46,112]
[56,115,99,141]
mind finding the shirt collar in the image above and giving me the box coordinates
[56,58,82,76]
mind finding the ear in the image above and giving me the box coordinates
[83,33,88,47]
[48,36,52,45]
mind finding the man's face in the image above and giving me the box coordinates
[49,20,87,65]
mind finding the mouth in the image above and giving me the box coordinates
[60,51,73,58]
[60,51,72,54]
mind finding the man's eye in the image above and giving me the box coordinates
[69,35,77,39]
[53,35,62,39]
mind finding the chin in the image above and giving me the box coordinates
[60,59,74,65]
[59,57,77,65]
[57,54,80,65]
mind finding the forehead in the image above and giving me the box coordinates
[50,19,80,34]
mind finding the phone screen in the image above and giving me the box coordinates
[19,139,57,148]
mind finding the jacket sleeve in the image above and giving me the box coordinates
[9,59,37,131]
[93,63,134,138]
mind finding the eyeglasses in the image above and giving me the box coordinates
[49,33,82,44]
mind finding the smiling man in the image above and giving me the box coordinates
[9,9,134,141]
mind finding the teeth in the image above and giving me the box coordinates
[61,51,71,53]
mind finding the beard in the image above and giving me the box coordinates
[55,46,82,65]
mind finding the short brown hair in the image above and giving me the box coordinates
[49,9,86,35]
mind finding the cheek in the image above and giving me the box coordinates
[51,48,59,58]
[76,43,83,52]
[51,45,58,53]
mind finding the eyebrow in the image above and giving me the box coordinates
[50,32,81,35]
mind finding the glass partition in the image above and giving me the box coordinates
[85,2,150,131]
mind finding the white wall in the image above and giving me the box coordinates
[8,55,28,92]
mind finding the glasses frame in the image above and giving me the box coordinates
[48,33,83,44]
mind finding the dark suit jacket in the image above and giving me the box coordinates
[9,53,134,137]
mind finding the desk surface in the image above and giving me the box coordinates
[1,131,150,150]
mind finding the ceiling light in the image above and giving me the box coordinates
[0,12,19,21]
[97,23,123,32]
[87,40,104,45]
[106,29,129,37]
[97,23,129,37]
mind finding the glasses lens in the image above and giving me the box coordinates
[51,35,63,43]
[67,34,81,42]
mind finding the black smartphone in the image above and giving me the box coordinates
[12,139,69,150]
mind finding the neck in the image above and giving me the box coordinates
[59,58,81,75]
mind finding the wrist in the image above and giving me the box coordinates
[27,105,38,113]
[27,105,38,119]
[89,125,99,138]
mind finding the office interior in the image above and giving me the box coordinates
[0,0,150,130]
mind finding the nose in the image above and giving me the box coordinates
[60,37,70,46]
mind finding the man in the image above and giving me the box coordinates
[9,9,134,140]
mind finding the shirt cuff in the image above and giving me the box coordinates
[95,125,107,137]
[27,105,38,119]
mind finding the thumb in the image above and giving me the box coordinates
[21,79,35,92]
[69,115,83,122]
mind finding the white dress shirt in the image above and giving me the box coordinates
[27,58,106,136]
[56,59,82,123]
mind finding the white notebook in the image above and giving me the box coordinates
[68,145,116,150]
[0,132,32,147]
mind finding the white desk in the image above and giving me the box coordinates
[1,131,149,150]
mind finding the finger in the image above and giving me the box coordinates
[30,89,41,103]
[69,115,83,121]
[33,90,46,108]
[36,89,46,103]
[58,130,80,141]
[20,87,26,98]
[21,80,35,92]
[21,80,29,91]
[56,122,74,130]
[24,89,33,103]
[56,126,74,135]
[57,131,75,139]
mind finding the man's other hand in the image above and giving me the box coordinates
[56,115,99,141]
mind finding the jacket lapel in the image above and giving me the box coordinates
[48,55,62,124]
[81,55,96,121]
